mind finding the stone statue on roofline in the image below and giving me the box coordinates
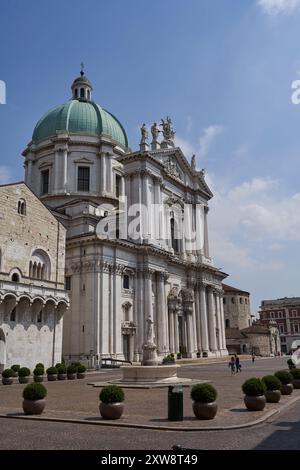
[160,116,175,145]
[191,154,196,170]
[140,123,148,144]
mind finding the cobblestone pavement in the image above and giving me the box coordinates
[0,357,297,429]
[0,399,300,450]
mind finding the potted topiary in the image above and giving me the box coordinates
[77,364,86,379]
[22,383,47,415]
[262,375,282,403]
[67,364,77,380]
[242,378,266,411]
[2,368,14,385]
[57,365,67,380]
[33,366,44,383]
[46,366,58,381]
[190,383,218,420]
[162,354,175,365]
[287,358,296,370]
[99,385,125,420]
[290,368,300,389]
[11,364,20,378]
[35,363,45,373]
[275,370,294,395]
[18,367,30,384]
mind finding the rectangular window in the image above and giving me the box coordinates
[65,276,71,291]
[41,170,49,195]
[77,166,90,192]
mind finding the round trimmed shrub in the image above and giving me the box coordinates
[35,363,44,370]
[290,368,300,380]
[23,383,47,401]
[33,367,44,376]
[46,367,58,375]
[11,364,20,373]
[55,363,62,369]
[71,362,81,370]
[2,368,13,378]
[18,367,30,377]
[191,383,217,403]
[100,385,125,404]
[67,365,77,374]
[77,364,86,373]
[287,358,296,370]
[57,365,66,374]
[262,375,281,391]
[242,378,266,397]
[275,370,293,385]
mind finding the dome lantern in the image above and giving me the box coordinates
[71,63,93,101]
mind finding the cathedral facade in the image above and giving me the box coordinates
[22,71,228,365]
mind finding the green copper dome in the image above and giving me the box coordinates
[32,100,128,148]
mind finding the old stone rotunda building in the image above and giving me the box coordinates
[16,70,228,366]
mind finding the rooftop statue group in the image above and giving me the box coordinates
[140,117,176,146]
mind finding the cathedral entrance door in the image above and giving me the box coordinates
[0,329,6,372]
[123,334,131,362]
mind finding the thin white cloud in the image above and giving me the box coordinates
[0,166,11,184]
[257,0,300,15]
[199,125,223,158]
[174,136,195,157]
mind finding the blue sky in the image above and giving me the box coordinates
[1,0,300,314]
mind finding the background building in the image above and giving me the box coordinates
[0,183,68,371]
[223,284,252,330]
[22,71,229,364]
[259,297,300,353]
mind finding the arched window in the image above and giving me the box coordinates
[17,199,26,215]
[29,250,51,280]
[80,87,85,98]
[87,89,90,100]
[225,319,230,328]
[74,88,78,99]
[10,307,16,322]
[170,217,179,252]
[11,273,20,282]
[123,275,130,289]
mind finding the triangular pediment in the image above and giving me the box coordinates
[74,157,94,164]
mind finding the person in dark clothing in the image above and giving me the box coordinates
[235,355,241,373]
[252,353,255,363]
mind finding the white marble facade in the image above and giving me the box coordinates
[22,72,228,365]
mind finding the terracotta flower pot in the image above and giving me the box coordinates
[34,375,44,383]
[265,390,281,403]
[99,402,124,420]
[281,383,293,395]
[77,373,85,379]
[2,377,13,385]
[244,395,266,411]
[292,379,300,390]
[22,399,46,415]
[58,374,67,380]
[47,374,57,381]
[192,401,218,420]
[18,377,30,384]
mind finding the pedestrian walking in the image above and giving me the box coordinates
[228,355,236,375]
[252,352,255,363]
[235,355,241,373]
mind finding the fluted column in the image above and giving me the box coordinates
[215,292,222,351]
[185,310,194,357]
[207,287,217,352]
[199,284,209,352]
[137,270,144,355]
[63,149,68,192]
[100,152,106,194]
[194,288,202,351]
[219,293,227,352]
[174,312,179,353]
[144,269,153,340]
[107,155,113,194]
[142,173,152,240]
[168,310,175,353]
[156,272,167,354]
